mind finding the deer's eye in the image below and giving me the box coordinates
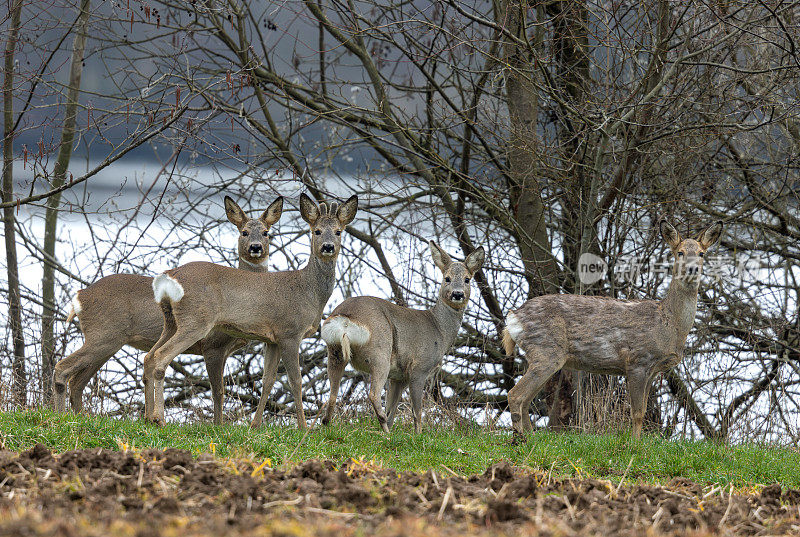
[241,230,249,237]
[262,230,269,237]
[699,252,705,257]
[464,277,470,283]
[314,229,322,236]
[445,277,451,283]
[335,230,341,236]
[677,251,684,257]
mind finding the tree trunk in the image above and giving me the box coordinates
[501,0,559,299]
[40,0,91,401]
[3,0,26,407]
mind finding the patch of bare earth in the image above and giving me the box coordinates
[0,444,798,536]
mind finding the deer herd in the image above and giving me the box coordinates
[53,194,723,438]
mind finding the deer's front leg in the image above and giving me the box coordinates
[409,378,426,434]
[626,368,651,439]
[251,342,279,428]
[279,339,306,429]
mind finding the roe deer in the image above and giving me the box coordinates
[502,219,723,438]
[53,196,283,423]
[143,193,358,427]
[320,241,485,433]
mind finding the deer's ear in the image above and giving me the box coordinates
[465,247,485,275]
[697,220,723,249]
[659,220,681,250]
[261,196,283,227]
[299,193,320,226]
[337,195,359,226]
[224,196,247,229]
[429,241,452,273]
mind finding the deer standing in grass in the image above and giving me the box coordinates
[143,193,358,427]
[320,241,485,433]
[502,219,723,438]
[52,196,283,423]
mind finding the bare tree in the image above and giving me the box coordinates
[3,0,26,406]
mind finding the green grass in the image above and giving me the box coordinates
[1,408,798,487]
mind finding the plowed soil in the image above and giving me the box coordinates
[0,444,798,536]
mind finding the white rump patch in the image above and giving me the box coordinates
[505,312,524,342]
[70,294,82,316]
[152,273,185,303]
[321,316,370,347]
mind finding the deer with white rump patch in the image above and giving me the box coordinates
[502,219,722,438]
[143,193,358,427]
[53,196,283,423]
[320,241,485,433]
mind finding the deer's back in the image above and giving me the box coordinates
[75,274,199,354]
[169,261,325,341]
[330,296,444,379]
[510,294,670,374]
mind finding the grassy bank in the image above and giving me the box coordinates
[0,409,797,487]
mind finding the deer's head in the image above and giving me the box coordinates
[430,241,485,309]
[300,193,358,261]
[660,219,723,283]
[225,196,284,267]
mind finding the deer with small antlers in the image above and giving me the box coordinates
[143,193,358,427]
[320,241,485,433]
[52,196,283,423]
[502,219,722,438]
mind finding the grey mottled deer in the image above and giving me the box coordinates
[52,196,283,423]
[143,193,358,427]
[502,219,723,438]
[320,241,485,433]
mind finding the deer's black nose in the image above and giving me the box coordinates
[451,291,465,302]
[321,243,335,254]
[248,244,264,255]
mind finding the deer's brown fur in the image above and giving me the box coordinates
[52,196,283,423]
[320,241,485,433]
[142,194,358,428]
[503,219,723,438]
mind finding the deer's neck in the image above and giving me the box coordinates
[430,299,465,350]
[662,276,699,343]
[238,257,269,273]
[302,255,337,307]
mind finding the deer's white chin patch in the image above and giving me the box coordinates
[321,316,370,347]
[505,312,524,342]
[152,274,185,303]
[241,257,268,268]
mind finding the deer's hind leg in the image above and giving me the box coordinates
[53,337,123,412]
[366,353,391,433]
[144,304,211,424]
[142,311,177,421]
[507,345,567,435]
[385,379,406,429]
[322,343,347,426]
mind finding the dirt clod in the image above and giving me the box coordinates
[0,447,797,536]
